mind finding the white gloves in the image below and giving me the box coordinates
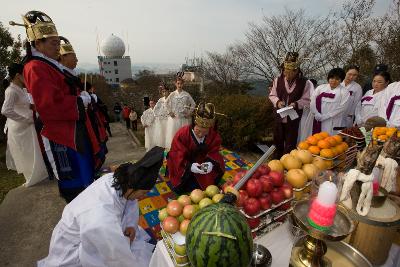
[80,92,92,108]
[190,162,213,174]
[191,163,206,174]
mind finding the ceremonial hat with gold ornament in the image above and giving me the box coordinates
[9,11,58,42]
[59,36,75,56]
[283,52,300,70]
[194,102,216,128]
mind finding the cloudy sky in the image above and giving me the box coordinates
[2,0,392,68]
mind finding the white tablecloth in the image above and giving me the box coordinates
[149,222,295,267]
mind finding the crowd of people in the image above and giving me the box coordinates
[269,52,400,158]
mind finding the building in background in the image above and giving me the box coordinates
[98,34,132,86]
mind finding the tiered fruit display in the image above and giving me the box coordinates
[186,203,253,267]
[373,127,398,142]
[159,185,222,236]
[298,132,349,168]
[223,165,292,229]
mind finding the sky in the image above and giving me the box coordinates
[2,0,392,69]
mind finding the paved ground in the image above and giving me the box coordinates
[0,122,145,267]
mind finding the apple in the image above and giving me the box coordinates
[244,197,261,216]
[158,208,168,222]
[237,190,249,207]
[222,181,234,192]
[166,200,183,217]
[269,171,284,187]
[252,169,262,179]
[183,205,195,219]
[258,165,271,175]
[259,193,272,210]
[177,195,191,206]
[163,216,179,234]
[212,193,224,203]
[259,175,273,192]
[281,182,293,199]
[179,219,190,235]
[233,170,247,185]
[271,188,285,205]
[174,243,186,256]
[199,198,213,209]
[247,217,261,229]
[245,179,263,197]
[190,189,205,203]
[205,185,220,198]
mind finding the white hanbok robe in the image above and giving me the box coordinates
[38,173,154,267]
[298,81,315,143]
[354,88,386,126]
[165,90,195,149]
[1,82,48,186]
[141,108,156,151]
[153,97,169,148]
[380,82,400,127]
[341,81,363,128]
[310,84,350,136]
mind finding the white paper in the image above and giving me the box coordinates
[277,106,299,120]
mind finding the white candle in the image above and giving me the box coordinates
[317,181,338,206]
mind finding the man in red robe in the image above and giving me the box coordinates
[167,103,225,194]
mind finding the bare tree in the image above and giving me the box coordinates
[203,46,250,91]
[235,8,337,81]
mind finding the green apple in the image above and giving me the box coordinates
[199,198,213,209]
[205,185,220,198]
[212,193,224,203]
[158,208,168,222]
[174,243,186,256]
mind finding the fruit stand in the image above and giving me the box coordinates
[144,127,400,267]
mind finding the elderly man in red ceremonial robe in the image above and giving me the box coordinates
[167,103,225,194]
[11,11,95,202]
[269,52,313,158]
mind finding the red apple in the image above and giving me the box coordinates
[271,188,285,205]
[233,170,247,185]
[244,197,261,216]
[163,216,179,234]
[258,165,271,175]
[259,193,272,210]
[166,200,183,217]
[247,217,261,229]
[246,179,263,197]
[237,190,249,207]
[259,175,274,192]
[269,171,284,187]
[281,182,293,199]
[183,205,196,219]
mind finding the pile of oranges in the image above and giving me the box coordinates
[298,132,349,159]
[372,127,398,142]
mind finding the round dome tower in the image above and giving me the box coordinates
[100,34,125,57]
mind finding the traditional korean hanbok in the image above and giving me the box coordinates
[140,107,156,151]
[341,81,363,128]
[380,82,400,127]
[1,82,48,186]
[310,84,350,136]
[165,90,195,149]
[354,88,387,126]
[37,173,155,267]
[153,96,169,148]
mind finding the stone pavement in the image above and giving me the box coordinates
[0,122,145,267]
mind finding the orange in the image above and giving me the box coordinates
[317,140,331,149]
[308,146,321,155]
[374,127,386,136]
[340,142,349,152]
[332,135,343,144]
[298,141,310,150]
[313,133,324,141]
[330,147,339,157]
[378,135,388,141]
[326,137,337,147]
[307,136,319,145]
[334,145,344,154]
[319,132,329,138]
[324,160,333,169]
[320,148,335,158]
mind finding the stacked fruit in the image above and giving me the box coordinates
[223,165,292,229]
[159,185,223,236]
[373,127,398,142]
